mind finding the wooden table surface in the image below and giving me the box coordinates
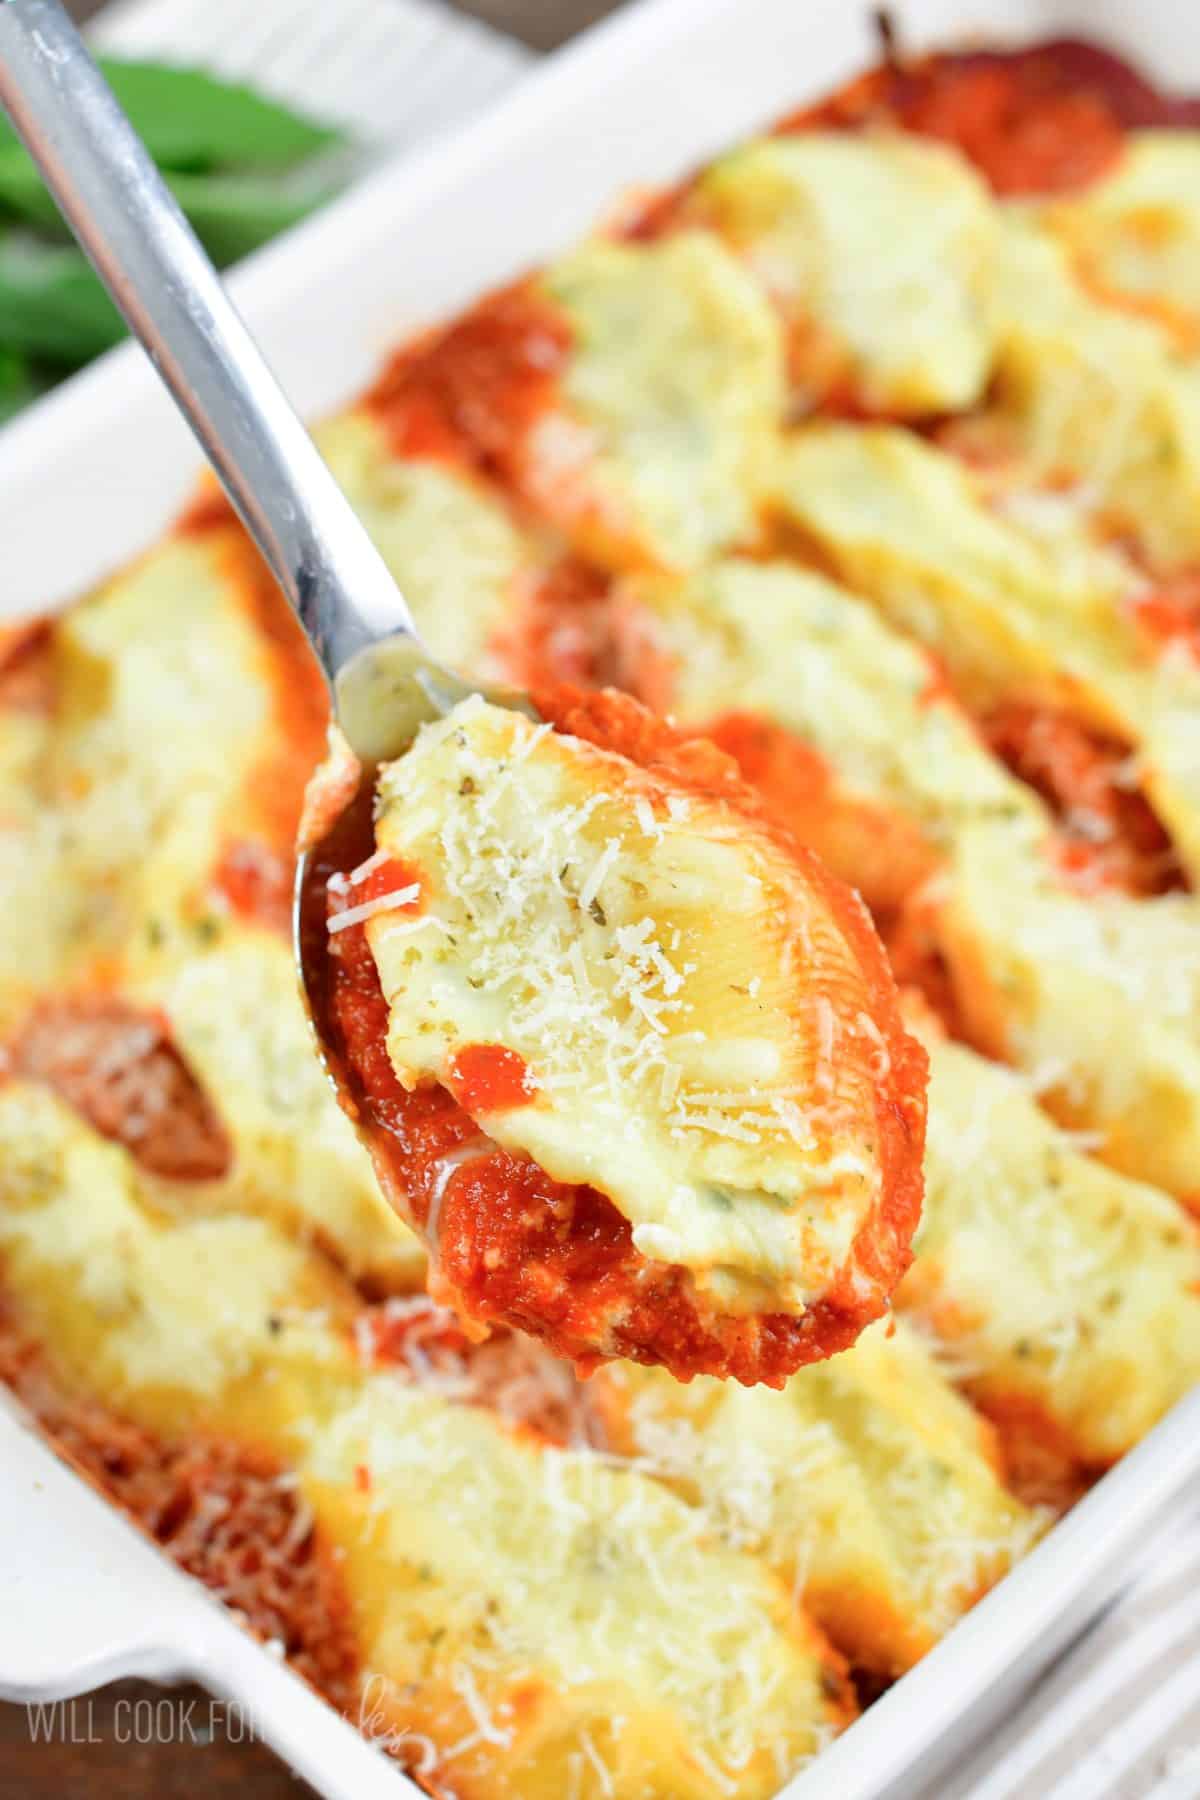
[0,3,620,1796]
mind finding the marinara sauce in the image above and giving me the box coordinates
[983,701,1187,898]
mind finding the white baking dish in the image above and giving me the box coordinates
[1,1,1197,1795]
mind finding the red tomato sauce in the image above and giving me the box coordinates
[357,1299,473,1371]
[781,39,1200,196]
[983,701,1186,897]
[510,557,618,691]
[702,710,832,807]
[1131,574,1200,665]
[0,620,55,715]
[337,855,425,917]
[658,710,939,918]
[365,281,572,479]
[321,685,926,1386]
[624,39,1199,246]
[175,478,235,537]
[0,1316,361,1715]
[212,839,293,935]
[971,1391,1097,1514]
[881,906,969,1046]
[10,996,233,1181]
[228,537,330,857]
[448,1045,536,1114]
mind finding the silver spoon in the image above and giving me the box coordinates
[0,0,535,1081]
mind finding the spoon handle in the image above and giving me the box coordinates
[0,0,417,684]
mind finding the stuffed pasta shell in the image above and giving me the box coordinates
[366,232,786,575]
[319,686,927,1385]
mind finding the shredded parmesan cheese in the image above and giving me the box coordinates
[366,698,897,1317]
[326,886,420,934]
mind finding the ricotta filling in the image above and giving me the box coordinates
[364,697,884,1316]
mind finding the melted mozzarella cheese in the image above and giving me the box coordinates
[901,1020,1200,1464]
[531,231,786,573]
[367,696,889,1315]
[690,130,998,415]
[623,557,1048,886]
[0,526,426,1290]
[305,1382,844,1797]
[314,409,534,680]
[0,530,277,1031]
[1033,133,1200,346]
[129,924,426,1292]
[0,1082,355,1428]
[592,1316,1041,1678]
[780,422,1145,718]
[0,1082,845,1798]
[990,216,1200,566]
[620,562,1200,1201]
[938,832,1200,1205]
[778,424,1200,882]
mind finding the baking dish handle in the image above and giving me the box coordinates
[0,1402,414,1797]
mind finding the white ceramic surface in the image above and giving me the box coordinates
[1,3,1197,1796]
[0,1396,413,1797]
[91,0,531,149]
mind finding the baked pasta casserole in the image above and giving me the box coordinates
[1,33,1199,1800]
